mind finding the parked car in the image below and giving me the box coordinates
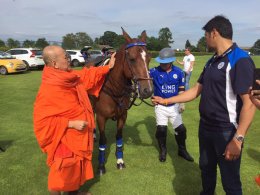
[66,50,85,66]
[0,51,27,75]
[6,48,44,69]
[88,50,103,61]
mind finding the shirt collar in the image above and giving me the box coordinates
[213,43,237,59]
[158,64,174,72]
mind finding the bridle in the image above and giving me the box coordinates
[102,42,154,110]
[124,42,154,107]
[124,42,153,83]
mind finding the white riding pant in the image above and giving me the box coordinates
[155,104,183,129]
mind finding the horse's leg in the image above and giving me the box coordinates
[115,114,127,169]
[96,115,107,175]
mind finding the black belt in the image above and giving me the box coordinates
[161,103,175,107]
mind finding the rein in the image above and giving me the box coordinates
[133,97,154,107]
[102,76,137,110]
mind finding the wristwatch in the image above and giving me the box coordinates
[234,134,244,143]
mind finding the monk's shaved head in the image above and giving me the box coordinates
[43,45,63,66]
[43,45,71,71]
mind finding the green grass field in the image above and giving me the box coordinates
[0,55,259,195]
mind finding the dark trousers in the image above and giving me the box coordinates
[199,122,242,195]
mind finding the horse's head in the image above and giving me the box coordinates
[119,28,153,99]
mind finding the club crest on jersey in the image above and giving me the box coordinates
[218,62,225,69]
[173,74,178,79]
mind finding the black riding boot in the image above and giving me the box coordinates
[175,124,194,162]
[156,125,167,162]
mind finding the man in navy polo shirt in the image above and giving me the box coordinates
[152,15,256,195]
[150,47,194,163]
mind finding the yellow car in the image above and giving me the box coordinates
[0,51,28,75]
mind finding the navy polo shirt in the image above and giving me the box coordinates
[198,43,255,127]
[150,65,185,100]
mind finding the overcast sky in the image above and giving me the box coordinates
[1,0,260,49]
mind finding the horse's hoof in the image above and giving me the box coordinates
[116,163,126,170]
[98,164,106,175]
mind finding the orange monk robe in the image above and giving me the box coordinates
[33,65,109,191]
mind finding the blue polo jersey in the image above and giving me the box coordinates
[198,43,255,128]
[150,65,185,99]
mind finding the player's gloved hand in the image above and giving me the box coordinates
[178,103,185,113]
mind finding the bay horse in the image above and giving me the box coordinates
[92,28,153,175]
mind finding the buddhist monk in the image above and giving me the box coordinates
[33,45,115,195]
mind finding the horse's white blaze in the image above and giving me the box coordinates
[141,49,152,89]
[140,50,147,72]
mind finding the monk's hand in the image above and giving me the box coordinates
[108,52,116,69]
[223,138,242,161]
[151,96,164,105]
[68,120,88,131]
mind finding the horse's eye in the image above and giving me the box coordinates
[129,58,135,63]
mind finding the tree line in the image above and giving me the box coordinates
[0,27,260,54]
[0,27,175,51]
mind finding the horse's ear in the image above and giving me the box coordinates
[121,27,132,43]
[140,30,147,43]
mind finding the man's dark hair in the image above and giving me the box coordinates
[202,15,233,39]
